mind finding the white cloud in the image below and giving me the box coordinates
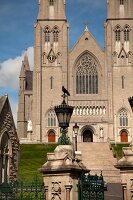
[0,46,34,90]
[0,46,34,126]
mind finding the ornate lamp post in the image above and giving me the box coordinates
[128,96,133,148]
[73,123,79,151]
[128,96,133,112]
[54,88,74,145]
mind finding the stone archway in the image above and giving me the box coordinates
[120,130,128,142]
[83,129,93,142]
[48,130,56,143]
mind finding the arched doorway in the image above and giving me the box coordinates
[121,130,128,142]
[83,129,93,142]
[48,131,56,143]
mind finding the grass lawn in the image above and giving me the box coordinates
[111,143,129,159]
[18,144,57,181]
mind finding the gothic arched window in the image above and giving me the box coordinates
[114,25,122,42]
[119,109,128,127]
[49,0,54,6]
[52,26,59,42]
[47,110,56,127]
[76,53,98,94]
[124,25,130,41]
[44,26,50,42]
[120,0,124,5]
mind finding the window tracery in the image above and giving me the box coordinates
[124,25,130,41]
[44,26,50,42]
[76,53,98,94]
[119,109,128,127]
[114,25,122,42]
[47,110,56,127]
[49,0,54,6]
[120,0,124,5]
[52,26,59,42]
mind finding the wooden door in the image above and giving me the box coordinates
[83,130,93,142]
[48,131,55,143]
[121,131,128,142]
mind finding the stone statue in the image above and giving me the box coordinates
[27,119,32,132]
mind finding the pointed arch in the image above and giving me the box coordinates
[120,0,124,5]
[44,26,51,42]
[49,0,54,6]
[120,129,128,142]
[47,129,56,143]
[47,109,56,127]
[123,25,131,41]
[81,125,95,143]
[119,108,128,127]
[75,51,100,94]
[114,25,122,42]
[52,26,60,42]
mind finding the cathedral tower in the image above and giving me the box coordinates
[32,0,69,142]
[105,0,133,142]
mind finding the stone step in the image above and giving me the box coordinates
[77,142,121,183]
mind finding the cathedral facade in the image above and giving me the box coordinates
[17,0,133,144]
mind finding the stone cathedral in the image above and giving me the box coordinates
[17,0,133,144]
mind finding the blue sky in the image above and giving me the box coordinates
[0,0,106,123]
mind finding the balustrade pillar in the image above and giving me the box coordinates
[123,185,127,200]
[44,186,48,200]
[65,185,72,200]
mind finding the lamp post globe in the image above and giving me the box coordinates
[73,123,79,151]
[54,90,74,145]
[128,96,133,112]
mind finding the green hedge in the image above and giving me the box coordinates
[111,143,129,158]
[18,144,57,181]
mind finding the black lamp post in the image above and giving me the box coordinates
[128,96,133,148]
[54,90,74,145]
[128,96,133,112]
[73,123,79,151]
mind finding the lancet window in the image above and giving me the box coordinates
[124,25,130,41]
[44,26,50,42]
[119,109,128,127]
[114,25,121,42]
[76,53,98,94]
[52,27,59,42]
[49,0,54,6]
[120,0,124,5]
[121,76,125,89]
[48,110,56,127]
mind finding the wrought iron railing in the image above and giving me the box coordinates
[78,172,106,200]
[0,176,45,200]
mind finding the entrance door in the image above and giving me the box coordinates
[83,130,93,142]
[48,131,55,143]
[121,131,128,142]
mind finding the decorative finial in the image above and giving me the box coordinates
[84,20,89,32]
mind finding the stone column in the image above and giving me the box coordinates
[65,185,72,200]
[123,185,127,200]
[115,146,133,200]
[44,186,48,200]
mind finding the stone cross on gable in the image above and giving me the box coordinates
[84,20,89,31]
[85,20,89,28]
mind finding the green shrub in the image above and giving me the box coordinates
[111,143,129,158]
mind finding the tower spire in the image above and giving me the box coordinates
[37,0,66,20]
[20,51,30,78]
